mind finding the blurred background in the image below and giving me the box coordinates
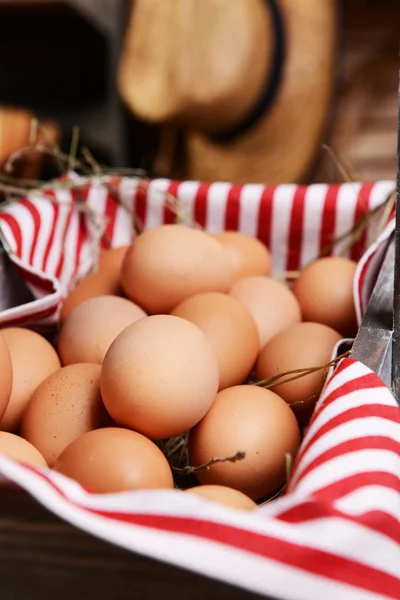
[0,0,398,185]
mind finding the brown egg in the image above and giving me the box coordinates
[184,485,256,510]
[213,231,271,280]
[0,332,12,422]
[101,315,219,439]
[292,257,358,337]
[58,295,147,365]
[121,225,234,314]
[54,428,174,493]
[20,363,107,467]
[230,276,302,349]
[171,292,259,389]
[0,328,61,432]
[189,385,300,500]
[0,431,47,468]
[60,246,129,322]
[256,322,342,422]
[98,245,130,272]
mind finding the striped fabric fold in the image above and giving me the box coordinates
[0,177,398,599]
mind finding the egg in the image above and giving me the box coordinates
[256,322,342,423]
[60,245,129,322]
[120,225,234,314]
[184,485,256,510]
[100,315,219,439]
[0,328,61,432]
[292,257,358,337]
[0,431,47,467]
[0,332,12,422]
[171,292,259,389]
[54,428,174,493]
[20,363,107,466]
[58,295,147,365]
[189,385,300,500]
[229,276,302,349]
[212,231,271,280]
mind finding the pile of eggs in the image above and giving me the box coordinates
[0,225,357,511]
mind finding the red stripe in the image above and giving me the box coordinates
[311,471,400,502]
[0,213,23,257]
[310,372,384,427]
[276,501,400,545]
[104,192,118,247]
[42,197,60,272]
[224,185,242,231]
[17,467,400,599]
[350,183,375,261]
[293,436,400,494]
[18,199,42,266]
[163,181,181,225]
[15,266,55,293]
[286,186,307,272]
[135,181,148,231]
[319,185,339,255]
[298,404,400,467]
[55,207,74,280]
[256,186,275,249]
[194,183,211,228]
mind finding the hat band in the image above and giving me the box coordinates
[209,0,286,143]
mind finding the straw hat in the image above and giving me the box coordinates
[118,0,337,185]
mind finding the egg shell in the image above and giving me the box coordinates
[171,292,259,389]
[184,485,256,510]
[212,231,271,280]
[292,257,358,337]
[60,245,129,322]
[189,385,300,500]
[0,332,12,422]
[229,276,302,349]
[100,314,219,439]
[58,295,147,365]
[120,225,234,314]
[54,427,174,493]
[0,431,47,468]
[0,328,61,432]
[20,363,107,466]
[256,322,342,418]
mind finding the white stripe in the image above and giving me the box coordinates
[118,177,139,218]
[145,178,170,230]
[332,183,362,258]
[300,184,328,266]
[290,417,400,490]
[238,184,265,237]
[177,180,199,227]
[318,361,365,402]
[269,184,297,275]
[28,195,55,272]
[3,203,35,263]
[294,449,400,497]
[86,180,108,217]
[335,486,400,521]
[112,192,134,247]
[205,182,231,232]
[0,458,396,600]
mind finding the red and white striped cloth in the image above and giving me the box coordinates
[0,177,398,599]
